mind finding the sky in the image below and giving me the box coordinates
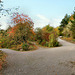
[0,0,75,30]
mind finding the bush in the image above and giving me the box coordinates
[48,33,59,47]
[0,51,6,70]
[37,40,42,44]
[41,40,46,46]
[45,42,49,47]
[29,45,34,50]
[48,34,54,47]
[54,41,59,47]
[1,42,7,48]
[0,37,11,48]
[22,43,29,51]
[72,39,75,42]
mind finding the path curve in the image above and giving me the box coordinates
[1,38,75,75]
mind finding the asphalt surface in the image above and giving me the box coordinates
[0,38,75,75]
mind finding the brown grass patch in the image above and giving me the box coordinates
[0,50,7,70]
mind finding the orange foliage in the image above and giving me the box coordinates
[43,32,50,41]
[8,13,34,38]
[12,13,33,24]
[42,27,46,31]
[7,26,18,38]
[62,37,72,41]
[30,29,35,35]
[0,61,2,70]
[70,15,74,20]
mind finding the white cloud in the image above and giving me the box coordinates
[0,22,8,30]
[0,16,9,30]
[0,14,62,30]
[33,14,50,29]
[36,14,50,23]
[49,18,61,27]
[34,14,61,29]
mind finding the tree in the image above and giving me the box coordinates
[35,25,58,47]
[71,12,75,39]
[61,14,70,27]
[0,0,19,15]
[11,13,32,24]
[7,13,34,44]
[35,28,43,43]
[0,0,10,17]
[42,24,53,33]
[59,14,70,36]
[35,25,53,44]
[54,27,59,35]
[0,0,19,31]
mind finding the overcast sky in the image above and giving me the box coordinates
[0,0,75,30]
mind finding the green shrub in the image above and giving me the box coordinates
[28,41,33,45]
[48,33,59,47]
[29,45,34,49]
[22,43,29,51]
[10,40,15,45]
[72,39,75,42]
[37,40,42,44]
[41,40,46,46]
[54,41,59,47]
[1,42,7,48]
[45,42,49,47]
[48,34,54,47]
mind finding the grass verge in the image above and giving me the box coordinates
[60,37,75,44]
[0,50,7,71]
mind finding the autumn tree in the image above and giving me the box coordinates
[7,13,34,44]
[35,28,43,44]
[42,25,54,41]
[42,24,53,33]
[54,27,59,35]
[35,25,59,47]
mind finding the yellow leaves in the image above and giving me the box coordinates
[0,41,1,43]
[16,43,23,50]
[70,14,74,21]
[42,27,46,31]
[30,29,35,35]
[54,27,59,35]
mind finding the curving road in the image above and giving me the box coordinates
[1,38,75,75]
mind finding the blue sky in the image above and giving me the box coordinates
[0,0,75,29]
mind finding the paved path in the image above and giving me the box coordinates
[1,38,75,75]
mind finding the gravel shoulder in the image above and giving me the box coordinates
[0,38,75,75]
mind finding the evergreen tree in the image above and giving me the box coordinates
[59,14,70,35]
[71,11,75,39]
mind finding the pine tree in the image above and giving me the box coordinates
[71,11,75,39]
